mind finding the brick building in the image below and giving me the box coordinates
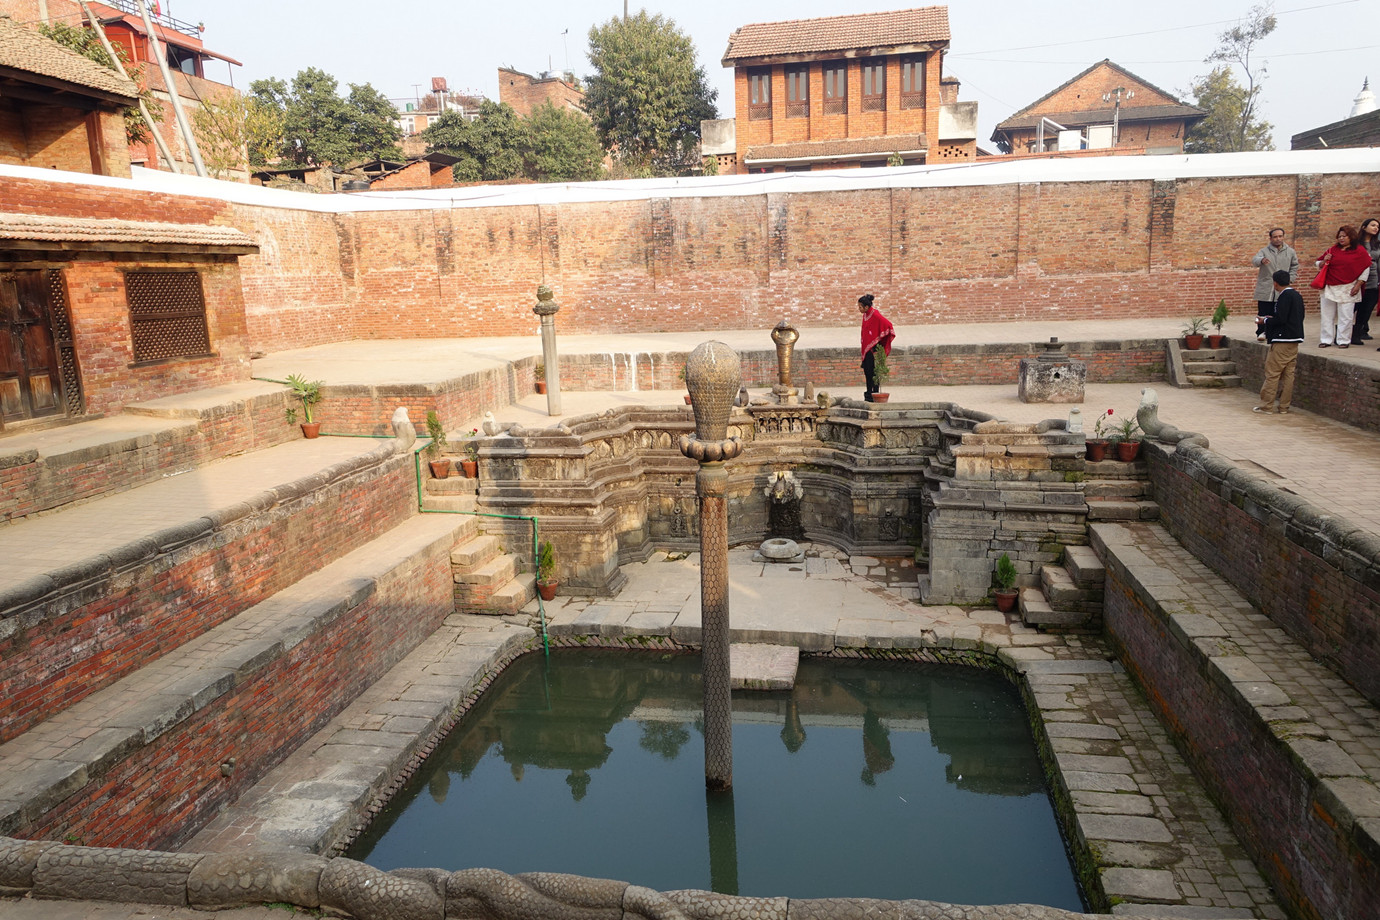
[0,14,137,177]
[0,0,245,177]
[498,67,584,118]
[713,6,977,174]
[991,60,1204,156]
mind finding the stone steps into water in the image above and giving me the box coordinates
[0,514,469,851]
[729,643,799,690]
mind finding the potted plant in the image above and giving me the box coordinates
[871,344,891,403]
[286,374,323,438]
[1112,415,1143,461]
[536,539,558,601]
[1182,317,1209,350]
[1086,409,1114,462]
[424,410,450,479]
[1209,300,1230,349]
[460,428,480,478]
[535,362,547,395]
[993,553,1019,613]
[679,364,691,404]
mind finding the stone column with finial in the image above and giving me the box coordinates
[533,285,562,416]
[770,320,799,405]
[678,341,744,791]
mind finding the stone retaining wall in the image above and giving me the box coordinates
[1230,338,1380,435]
[0,444,415,744]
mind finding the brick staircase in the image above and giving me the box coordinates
[0,406,477,851]
[425,476,537,615]
[1182,344,1242,388]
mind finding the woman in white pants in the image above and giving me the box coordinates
[1315,226,1371,347]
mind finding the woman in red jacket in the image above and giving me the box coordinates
[858,293,895,401]
[1315,225,1372,348]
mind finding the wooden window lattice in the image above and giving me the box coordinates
[46,270,83,416]
[125,271,211,364]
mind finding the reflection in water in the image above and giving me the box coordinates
[348,651,1082,910]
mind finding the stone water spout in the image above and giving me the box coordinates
[755,471,805,563]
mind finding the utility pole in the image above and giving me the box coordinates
[1103,86,1133,147]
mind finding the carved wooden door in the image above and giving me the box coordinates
[0,270,62,424]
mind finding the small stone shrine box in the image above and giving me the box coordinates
[1018,338,1086,403]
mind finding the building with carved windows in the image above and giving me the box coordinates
[710,6,977,174]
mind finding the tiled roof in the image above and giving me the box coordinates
[995,60,1197,131]
[745,134,927,164]
[0,213,257,250]
[723,7,949,63]
[997,104,1206,132]
[0,16,138,102]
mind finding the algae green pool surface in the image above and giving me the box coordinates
[348,651,1083,910]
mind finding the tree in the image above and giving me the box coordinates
[1185,66,1273,153]
[1185,3,1276,152]
[423,101,526,182]
[583,11,718,175]
[38,21,161,144]
[524,102,604,182]
[252,69,401,167]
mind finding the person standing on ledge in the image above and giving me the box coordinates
[1255,270,1304,415]
[1251,228,1298,342]
[858,293,895,402]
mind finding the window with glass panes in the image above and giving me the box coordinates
[785,66,808,117]
[823,62,846,115]
[749,68,771,119]
[861,59,885,112]
[900,55,925,109]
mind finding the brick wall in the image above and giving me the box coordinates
[16,527,456,851]
[1147,442,1380,707]
[0,450,416,744]
[1231,340,1380,434]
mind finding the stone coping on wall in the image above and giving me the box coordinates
[1094,519,1380,920]
[0,513,469,844]
[152,547,1283,919]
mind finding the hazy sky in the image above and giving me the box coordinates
[163,0,1375,150]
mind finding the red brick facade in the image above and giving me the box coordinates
[498,68,584,119]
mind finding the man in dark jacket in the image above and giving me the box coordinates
[1256,269,1305,414]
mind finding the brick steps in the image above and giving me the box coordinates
[0,514,469,851]
[0,436,416,746]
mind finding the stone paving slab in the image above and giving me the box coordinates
[729,643,799,690]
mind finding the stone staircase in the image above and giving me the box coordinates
[1019,543,1105,630]
[425,475,537,615]
[1181,344,1242,388]
[1083,456,1158,522]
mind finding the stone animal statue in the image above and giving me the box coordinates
[390,407,416,450]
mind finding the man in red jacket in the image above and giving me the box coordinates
[858,294,895,402]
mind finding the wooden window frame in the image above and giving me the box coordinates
[900,55,925,110]
[748,68,772,120]
[124,270,213,367]
[861,59,885,113]
[785,66,809,118]
[823,62,847,116]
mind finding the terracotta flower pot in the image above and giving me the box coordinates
[428,458,451,479]
[684,394,693,404]
[1207,334,1224,349]
[461,459,478,478]
[536,381,547,394]
[1184,334,1204,350]
[871,393,890,403]
[301,422,321,439]
[994,589,1018,613]
[1085,439,1108,462]
[537,580,558,601]
[1116,440,1142,462]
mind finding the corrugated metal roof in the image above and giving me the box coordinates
[724,7,949,63]
[0,16,138,102]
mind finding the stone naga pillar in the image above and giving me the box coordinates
[770,320,799,405]
[533,285,562,416]
[678,341,744,791]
